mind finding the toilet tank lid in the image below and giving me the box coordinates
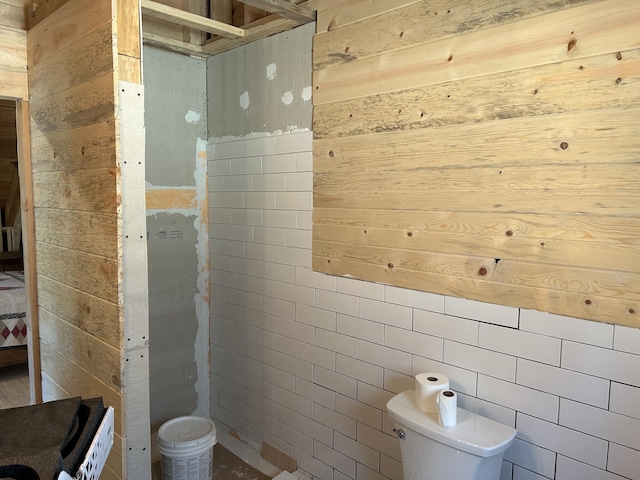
[386,390,516,457]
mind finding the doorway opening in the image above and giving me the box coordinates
[0,98,38,407]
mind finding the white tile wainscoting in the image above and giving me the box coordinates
[208,130,640,480]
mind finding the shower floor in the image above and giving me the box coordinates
[152,443,271,480]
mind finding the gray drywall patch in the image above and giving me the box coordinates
[144,45,209,430]
[147,212,199,431]
[207,22,314,138]
[144,46,207,187]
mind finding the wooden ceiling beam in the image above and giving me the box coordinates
[234,0,315,24]
[141,0,246,38]
[142,30,206,58]
[202,12,297,55]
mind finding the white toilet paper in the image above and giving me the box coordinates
[437,390,457,428]
[415,373,449,413]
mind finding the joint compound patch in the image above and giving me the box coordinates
[184,110,201,124]
[266,63,277,80]
[301,86,312,102]
[281,91,294,105]
[239,91,250,110]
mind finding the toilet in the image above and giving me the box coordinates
[386,390,516,480]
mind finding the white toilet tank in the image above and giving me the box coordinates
[387,391,516,480]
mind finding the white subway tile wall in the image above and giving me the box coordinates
[209,132,640,480]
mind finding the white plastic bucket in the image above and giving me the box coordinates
[157,416,217,480]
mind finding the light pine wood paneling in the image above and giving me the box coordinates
[116,0,142,83]
[32,168,118,213]
[26,1,148,478]
[118,54,142,85]
[40,342,122,432]
[30,122,117,173]
[27,22,114,104]
[314,108,640,172]
[313,0,640,105]
[313,0,598,69]
[312,252,635,325]
[27,0,112,68]
[39,309,121,390]
[34,208,118,256]
[313,239,640,300]
[315,188,636,218]
[314,50,640,139]
[27,0,71,29]
[0,24,27,99]
[0,0,26,30]
[312,0,640,327]
[28,73,116,137]
[313,219,640,273]
[117,0,142,59]
[314,208,640,246]
[35,242,119,303]
[314,0,420,33]
[315,164,639,193]
[37,275,121,348]
[40,370,73,401]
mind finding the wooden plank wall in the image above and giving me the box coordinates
[312,0,640,327]
[27,0,137,478]
[0,0,27,99]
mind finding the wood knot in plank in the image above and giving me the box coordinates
[567,36,577,51]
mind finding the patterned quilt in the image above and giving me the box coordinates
[0,271,27,348]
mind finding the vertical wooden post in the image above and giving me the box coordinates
[15,99,42,405]
[211,0,232,23]
[117,0,142,84]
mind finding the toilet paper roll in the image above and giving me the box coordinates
[437,390,457,428]
[415,373,449,413]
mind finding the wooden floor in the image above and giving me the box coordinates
[0,362,30,409]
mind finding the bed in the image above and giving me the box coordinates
[0,271,27,366]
